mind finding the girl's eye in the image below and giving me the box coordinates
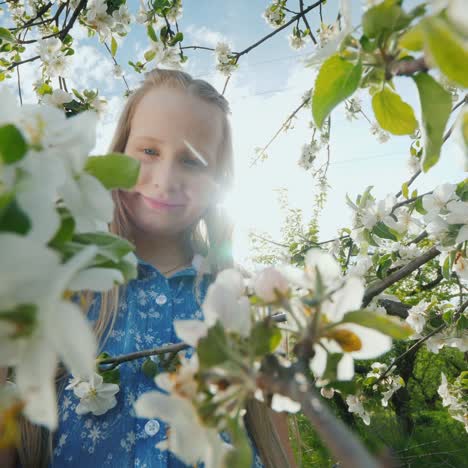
[143,148,158,156]
[183,158,201,167]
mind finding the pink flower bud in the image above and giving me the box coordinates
[253,267,289,303]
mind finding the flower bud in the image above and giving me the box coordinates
[253,266,289,303]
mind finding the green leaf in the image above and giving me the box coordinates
[325,380,357,395]
[0,198,31,234]
[197,322,230,369]
[68,231,134,263]
[147,24,158,42]
[0,124,27,164]
[250,320,282,356]
[144,49,156,62]
[169,32,183,46]
[362,0,411,39]
[372,87,418,135]
[340,310,413,339]
[372,221,398,241]
[111,36,118,57]
[84,153,140,190]
[312,54,362,128]
[0,27,16,43]
[323,352,343,382]
[412,73,452,172]
[141,358,159,379]
[421,17,468,88]
[48,207,75,249]
[398,24,424,51]
[414,196,427,215]
[456,179,468,202]
[100,367,120,384]
[401,182,409,199]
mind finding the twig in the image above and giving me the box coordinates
[98,313,287,371]
[250,97,310,167]
[299,0,318,45]
[257,361,382,468]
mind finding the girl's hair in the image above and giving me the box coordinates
[17,69,292,468]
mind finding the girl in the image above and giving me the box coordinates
[11,69,296,467]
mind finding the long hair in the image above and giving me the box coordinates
[18,69,292,468]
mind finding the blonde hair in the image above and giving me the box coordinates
[18,69,292,468]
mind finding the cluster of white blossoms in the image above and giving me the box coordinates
[305,0,352,67]
[423,183,468,247]
[298,139,320,170]
[370,121,391,143]
[345,97,363,121]
[366,362,404,408]
[166,0,183,23]
[438,372,468,433]
[288,31,307,50]
[85,0,133,42]
[346,394,371,425]
[214,42,238,77]
[0,87,137,429]
[36,37,70,77]
[262,1,286,28]
[132,248,407,465]
[146,39,182,69]
[41,88,74,108]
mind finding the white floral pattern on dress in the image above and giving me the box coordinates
[50,258,265,468]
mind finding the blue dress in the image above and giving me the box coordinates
[50,256,264,467]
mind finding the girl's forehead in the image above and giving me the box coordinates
[131,87,223,154]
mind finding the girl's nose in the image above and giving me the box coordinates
[148,157,179,193]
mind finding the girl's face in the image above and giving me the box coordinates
[121,86,224,239]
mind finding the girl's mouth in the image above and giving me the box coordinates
[142,195,185,211]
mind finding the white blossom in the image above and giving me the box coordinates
[0,235,98,429]
[304,0,352,67]
[214,42,238,77]
[174,268,251,346]
[67,372,119,416]
[370,122,390,143]
[422,183,456,220]
[298,140,320,170]
[134,355,230,467]
[86,0,115,41]
[112,4,132,34]
[263,3,286,28]
[41,89,73,108]
[288,33,307,50]
[346,395,371,425]
[406,301,430,335]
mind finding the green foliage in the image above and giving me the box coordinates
[250,319,282,356]
[197,322,230,368]
[412,73,452,172]
[421,16,468,88]
[0,124,27,164]
[84,153,140,190]
[371,87,418,136]
[312,54,362,128]
[362,0,412,39]
[340,310,413,339]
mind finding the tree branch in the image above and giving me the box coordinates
[362,247,441,307]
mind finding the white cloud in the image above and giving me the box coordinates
[185,25,230,48]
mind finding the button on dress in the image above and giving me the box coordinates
[50,256,265,467]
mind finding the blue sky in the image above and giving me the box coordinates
[2,0,465,267]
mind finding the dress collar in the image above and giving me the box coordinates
[136,253,212,281]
